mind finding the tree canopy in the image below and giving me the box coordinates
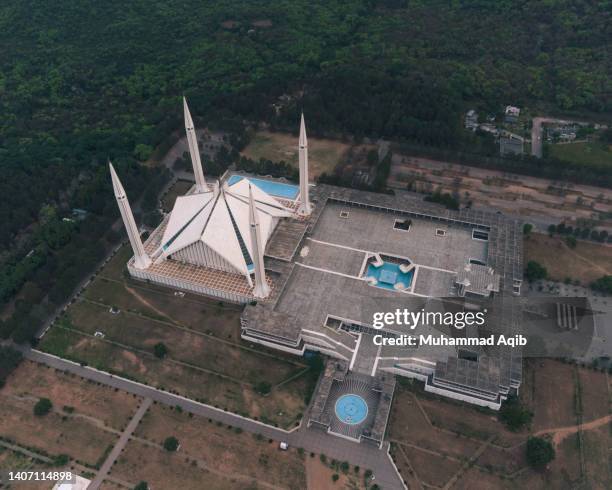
[0,345,22,388]
[526,436,555,469]
[525,261,548,282]
[499,396,532,431]
[163,436,180,452]
[0,0,610,246]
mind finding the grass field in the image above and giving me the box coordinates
[161,179,193,212]
[241,130,350,179]
[388,360,611,488]
[0,362,132,468]
[524,232,612,284]
[549,140,612,167]
[39,245,314,429]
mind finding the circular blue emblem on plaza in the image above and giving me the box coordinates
[334,394,368,425]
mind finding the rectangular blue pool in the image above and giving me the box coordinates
[366,261,414,291]
[227,175,299,199]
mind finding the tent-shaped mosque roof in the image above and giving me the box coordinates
[157,178,293,275]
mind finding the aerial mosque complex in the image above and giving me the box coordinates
[110,98,306,302]
[112,99,524,446]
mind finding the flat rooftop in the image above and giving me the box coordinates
[310,201,488,272]
[244,182,524,395]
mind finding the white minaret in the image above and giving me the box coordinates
[248,185,271,299]
[297,113,312,216]
[183,97,207,193]
[109,162,152,270]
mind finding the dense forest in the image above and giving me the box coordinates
[0,1,610,342]
[1,0,610,244]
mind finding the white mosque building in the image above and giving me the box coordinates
[111,99,525,416]
[111,98,312,303]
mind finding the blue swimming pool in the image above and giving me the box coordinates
[335,394,368,425]
[366,261,414,291]
[227,175,299,199]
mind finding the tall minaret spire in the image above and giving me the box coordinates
[297,113,311,216]
[183,97,207,193]
[248,185,271,299]
[109,162,151,270]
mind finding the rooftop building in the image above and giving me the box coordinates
[504,105,520,123]
[465,109,478,131]
[500,134,524,156]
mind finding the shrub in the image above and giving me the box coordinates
[525,261,547,282]
[591,275,612,294]
[52,454,69,466]
[163,436,179,452]
[254,381,272,395]
[153,342,168,359]
[133,482,149,490]
[526,436,555,469]
[332,473,339,482]
[34,398,53,416]
[499,396,532,431]
[0,346,22,387]
[424,190,459,210]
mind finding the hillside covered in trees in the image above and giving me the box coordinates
[0,0,610,244]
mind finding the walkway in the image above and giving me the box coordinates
[17,346,405,490]
[87,397,152,490]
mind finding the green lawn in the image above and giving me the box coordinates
[548,141,612,167]
[241,130,349,178]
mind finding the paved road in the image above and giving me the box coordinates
[88,398,153,490]
[531,116,581,158]
[17,347,405,489]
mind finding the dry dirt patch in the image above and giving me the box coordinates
[111,439,246,490]
[388,388,482,459]
[0,394,117,467]
[524,233,612,284]
[417,394,522,448]
[401,445,461,487]
[135,404,306,489]
[305,457,364,489]
[524,360,577,431]
[1,360,140,430]
[577,368,609,422]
